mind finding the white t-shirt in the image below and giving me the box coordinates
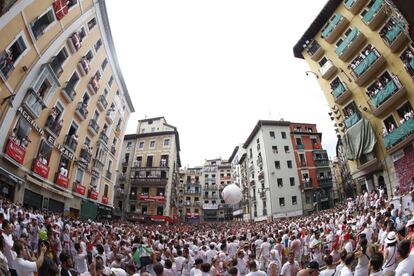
[260,242,271,257]
[74,253,88,273]
[320,268,336,276]
[280,261,300,276]
[15,257,37,276]
[395,254,414,276]
[246,271,267,276]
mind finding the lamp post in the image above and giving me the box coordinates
[305,71,319,79]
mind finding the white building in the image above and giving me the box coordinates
[243,120,303,221]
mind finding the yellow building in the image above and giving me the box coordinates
[294,0,414,196]
[116,117,181,222]
[0,0,134,218]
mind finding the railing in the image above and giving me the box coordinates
[344,112,361,128]
[362,0,383,25]
[92,158,104,171]
[306,40,321,56]
[131,167,169,180]
[381,19,405,45]
[110,145,116,155]
[88,119,100,134]
[344,0,357,9]
[23,89,46,118]
[62,84,77,102]
[184,189,201,195]
[0,0,18,17]
[106,171,112,180]
[98,95,108,109]
[297,144,305,150]
[332,82,347,98]
[79,147,92,163]
[76,102,88,120]
[99,132,109,144]
[45,115,62,137]
[351,50,380,77]
[321,14,343,39]
[383,118,414,149]
[370,78,400,107]
[49,57,64,78]
[64,135,78,152]
[335,28,360,56]
[315,159,330,166]
[319,60,335,76]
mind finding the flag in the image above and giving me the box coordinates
[133,247,141,267]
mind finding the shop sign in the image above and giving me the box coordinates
[17,107,74,160]
[5,139,26,164]
[56,173,68,188]
[139,195,166,203]
[32,159,49,178]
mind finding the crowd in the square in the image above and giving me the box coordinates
[1,186,414,276]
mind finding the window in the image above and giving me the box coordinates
[157,206,164,216]
[108,76,114,87]
[249,148,252,158]
[164,139,170,146]
[50,47,68,78]
[67,0,78,9]
[272,146,278,154]
[292,196,297,205]
[146,156,153,167]
[160,155,168,167]
[311,138,317,145]
[126,142,132,149]
[270,131,275,138]
[0,35,28,79]
[290,177,295,186]
[287,160,292,168]
[306,192,312,204]
[88,17,97,30]
[75,168,84,183]
[274,161,280,169]
[104,185,109,197]
[279,197,285,207]
[296,138,302,146]
[66,71,80,92]
[149,140,156,148]
[94,39,102,52]
[281,132,287,139]
[284,146,290,153]
[31,9,55,40]
[277,178,283,187]
[138,142,144,149]
[101,58,108,71]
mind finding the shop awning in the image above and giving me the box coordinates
[343,118,377,161]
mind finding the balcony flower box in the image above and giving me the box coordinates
[5,138,26,164]
[53,0,68,20]
[56,173,69,188]
[102,196,108,204]
[32,159,49,179]
[78,57,90,76]
[88,77,99,94]
[74,182,86,195]
[89,190,98,200]
[67,32,81,53]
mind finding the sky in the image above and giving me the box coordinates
[105,0,337,167]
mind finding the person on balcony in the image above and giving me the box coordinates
[59,163,68,177]
[21,136,31,148]
[388,122,396,133]
[0,50,13,76]
[38,152,48,165]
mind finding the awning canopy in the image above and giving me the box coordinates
[343,118,377,161]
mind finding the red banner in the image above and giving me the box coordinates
[89,190,98,200]
[102,196,108,204]
[74,183,86,195]
[186,213,200,218]
[33,159,49,179]
[53,0,68,20]
[149,215,172,222]
[5,139,26,164]
[56,173,68,188]
[139,195,166,203]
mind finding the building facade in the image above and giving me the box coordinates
[289,123,333,215]
[294,0,414,196]
[115,117,181,222]
[243,120,303,221]
[228,145,247,220]
[175,167,202,222]
[0,0,134,218]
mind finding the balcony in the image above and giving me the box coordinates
[45,113,62,138]
[88,76,99,94]
[88,119,99,136]
[92,158,104,172]
[335,28,366,62]
[383,118,414,154]
[357,152,379,172]
[315,159,330,167]
[319,60,337,80]
[344,112,361,129]
[321,14,349,44]
[297,144,304,150]
[78,57,90,76]
[344,0,368,14]
[106,109,115,125]
[332,82,352,105]
[64,135,78,153]
[361,0,388,31]
[350,49,385,86]
[61,85,77,103]
[97,95,108,112]
[299,161,307,167]
[22,88,46,118]
[370,78,406,117]
[319,178,333,189]
[67,32,82,54]
[204,185,218,191]
[203,203,219,210]
[110,145,116,155]
[99,132,109,145]
[403,57,414,78]
[303,179,313,190]
[306,40,324,61]
[380,19,408,53]
[75,102,88,121]
[79,147,92,164]
[130,167,169,185]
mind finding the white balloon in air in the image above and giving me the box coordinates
[222,184,243,205]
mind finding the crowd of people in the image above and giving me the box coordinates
[1,188,414,276]
[348,45,379,75]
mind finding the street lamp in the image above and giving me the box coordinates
[305,71,319,79]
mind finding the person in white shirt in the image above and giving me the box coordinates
[14,240,46,276]
[369,252,384,276]
[73,243,88,274]
[280,252,300,276]
[245,260,266,276]
[2,220,15,275]
[190,258,203,276]
[319,255,336,276]
[205,244,217,264]
[339,253,355,276]
[258,237,271,269]
[395,240,414,276]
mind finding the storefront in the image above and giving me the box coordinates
[80,200,98,220]
[97,204,112,219]
[0,166,24,201]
